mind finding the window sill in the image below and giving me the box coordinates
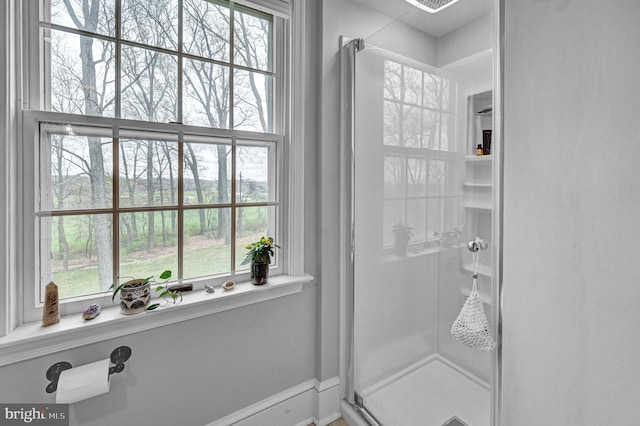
[0,274,313,367]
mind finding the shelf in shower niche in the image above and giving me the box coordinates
[463,182,492,188]
[463,201,492,210]
[463,263,492,277]
[465,155,493,162]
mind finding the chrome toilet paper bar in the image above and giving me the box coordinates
[45,346,132,394]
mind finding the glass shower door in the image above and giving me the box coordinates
[348,40,496,426]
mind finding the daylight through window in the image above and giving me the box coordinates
[33,0,283,302]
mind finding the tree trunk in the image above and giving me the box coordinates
[185,144,206,234]
[217,145,230,244]
[80,30,113,291]
[146,142,155,250]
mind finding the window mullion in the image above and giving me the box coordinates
[229,2,237,274]
[230,136,237,272]
[115,0,122,118]
[229,1,235,130]
[177,0,183,124]
[113,127,121,283]
[178,133,184,281]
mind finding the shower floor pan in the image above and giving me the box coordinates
[361,356,490,426]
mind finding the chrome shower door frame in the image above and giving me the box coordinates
[338,1,505,424]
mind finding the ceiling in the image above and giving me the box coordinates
[349,0,493,38]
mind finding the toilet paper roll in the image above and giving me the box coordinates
[56,358,111,404]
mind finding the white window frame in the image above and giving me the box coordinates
[0,0,308,356]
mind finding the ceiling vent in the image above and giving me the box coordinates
[405,0,462,13]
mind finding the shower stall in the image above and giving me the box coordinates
[340,2,501,425]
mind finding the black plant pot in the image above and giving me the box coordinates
[251,261,269,285]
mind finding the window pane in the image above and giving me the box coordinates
[41,127,113,211]
[384,156,405,198]
[183,208,231,279]
[402,105,421,148]
[429,160,446,196]
[183,141,231,205]
[183,58,230,128]
[234,7,273,72]
[119,139,178,207]
[440,113,453,151]
[233,70,273,132]
[383,101,401,146]
[119,211,178,278]
[422,109,439,150]
[407,158,427,197]
[441,77,455,111]
[237,143,273,203]
[121,45,177,123]
[403,66,422,105]
[47,30,115,117]
[383,60,401,101]
[48,0,115,37]
[424,73,440,109]
[236,205,275,271]
[121,0,178,50]
[183,0,230,62]
[40,213,113,300]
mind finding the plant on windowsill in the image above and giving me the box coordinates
[110,270,182,315]
[242,237,280,286]
[392,222,413,257]
[434,227,463,249]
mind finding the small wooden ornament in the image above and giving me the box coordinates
[42,281,60,327]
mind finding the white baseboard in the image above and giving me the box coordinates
[313,376,342,426]
[206,377,342,426]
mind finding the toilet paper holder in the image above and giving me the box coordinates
[46,346,132,393]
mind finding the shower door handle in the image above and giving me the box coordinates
[467,238,488,252]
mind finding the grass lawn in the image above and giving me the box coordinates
[54,244,251,300]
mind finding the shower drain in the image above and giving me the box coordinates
[442,416,468,426]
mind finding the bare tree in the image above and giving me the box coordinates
[183,1,273,244]
[184,144,207,234]
[120,0,178,251]
[56,0,114,290]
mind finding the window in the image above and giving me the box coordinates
[381,60,462,248]
[25,0,286,317]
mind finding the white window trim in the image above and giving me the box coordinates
[0,0,310,361]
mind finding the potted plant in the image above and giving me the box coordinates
[392,223,413,257]
[110,270,181,314]
[435,227,463,249]
[242,236,279,285]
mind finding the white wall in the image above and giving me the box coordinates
[502,1,640,424]
[437,13,493,68]
[0,288,318,426]
[0,2,324,425]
